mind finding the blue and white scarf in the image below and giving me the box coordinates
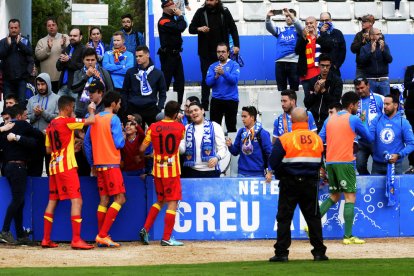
[317,21,335,35]
[241,122,262,155]
[384,151,396,206]
[357,92,378,126]
[88,40,105,60]
[184,119,216,167]
[136,65,154,96]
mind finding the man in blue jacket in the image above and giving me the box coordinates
[359,28,393,96]
[206,43,240,133]
[226,106,272,181]
[369,94,414,174]
[265,8,302,92]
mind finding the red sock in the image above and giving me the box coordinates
[162,209,176,241]
[71,215,82,243]
[97,205,107,231]
[144,203,161,232]
[43,213,54,241]
[98,202,121,238]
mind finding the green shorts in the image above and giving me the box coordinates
[326,163,356,193]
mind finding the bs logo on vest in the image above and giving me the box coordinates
[380,128,395,144]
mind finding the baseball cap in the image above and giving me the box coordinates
[87,79,104,93]
[358,14,375,23]
[161,0,174,8]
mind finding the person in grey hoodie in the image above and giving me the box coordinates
[26,72,60,176]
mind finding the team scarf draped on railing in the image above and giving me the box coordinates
[184,119,216,167]
[384,151,397,206]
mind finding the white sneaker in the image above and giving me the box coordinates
[395,10,402,17]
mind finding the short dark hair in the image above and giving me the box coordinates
[121,14,133,20]
[164,101,181,118]
[242,106,258,121]
[58,96,75,111]
[188,101,203,110]
[3,105,25,119]
[328,102,342,111]
[102,91,121,108]
[70,27,83,37]
[341,92,360,108]
[385,94,399,106]
[5,94,18,102]
[186,96,200,104]
[289,9,297,17]
[318,53,331,63]
[113,31,125,40]
[8,19,20,26]
[45,17,57,26]
[281,89,297,102]
[217,42,229,52]
[89,26,101,37]
[82,47,98,60]
[136,45,150,54]
[353,77,369,86]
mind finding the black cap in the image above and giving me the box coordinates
[87,79,104,93]
[161,0,174,8]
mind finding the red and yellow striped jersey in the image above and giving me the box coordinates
[45,116,85,175]
[143,120,185,178]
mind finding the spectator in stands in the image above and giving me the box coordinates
[110,14,145,54]
[0,19,35,106]
[359,28,393,96]
[26,73,60,176]
[265,8,302,92]
[189,0,239,110]
[4,94,18,108]
[181,96,200,125]
[369,94,414,175]
[351,15,375,78]
[206,43,240,133]
[295,16,320,98]
[226,106,272,181]
[353,77,384,175]
[272,89,317,144]
[304,54,342,132]
[123,46,167,129]
[158,0,187,106]
[103,31,134,93]
[72,48,113,117]
[180,102,227,178]
[87,27,105,65]
[0,105,39,245]
[317,12,346,77]
[328,102,342,116]
[35,17,69,93]
[404,65,414,174]
[56,28,85,100]
[121,119,145,177]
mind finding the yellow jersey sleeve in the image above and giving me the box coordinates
[143,128,152,146]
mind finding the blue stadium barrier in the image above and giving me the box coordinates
[0,176,413,241]
[152,35,414,83]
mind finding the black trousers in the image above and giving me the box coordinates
[2,163,28,238]
[406,109,414,166]
[181,167,221,178]
[210,98,238,133]
[159,53,185,105]
[199,55,218,111]
[127,104,160,130]
[274,176,326,257]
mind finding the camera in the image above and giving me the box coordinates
[271,9,284,16]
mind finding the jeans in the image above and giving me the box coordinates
[368,79,390,96]
[275,62,299,91]
[371,161,403,175]
[356,141,374,175]
[3,79,27,106]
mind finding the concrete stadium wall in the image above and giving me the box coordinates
[151,35,414,83]
[0,175,413,242]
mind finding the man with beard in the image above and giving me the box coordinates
[189,0,239,111]
[205,43,240,133]
[0,19,35,106]
[35,17,69,92]
[122,45,166,129]
[26,73,60,176]
[56,28,85,100]
[369,94,414,175]
[272,89,317,144]
[319,92,373,244]
[110,14,145,54]
[158,0,187,106]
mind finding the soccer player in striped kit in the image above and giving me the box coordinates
[139,101,185,246]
